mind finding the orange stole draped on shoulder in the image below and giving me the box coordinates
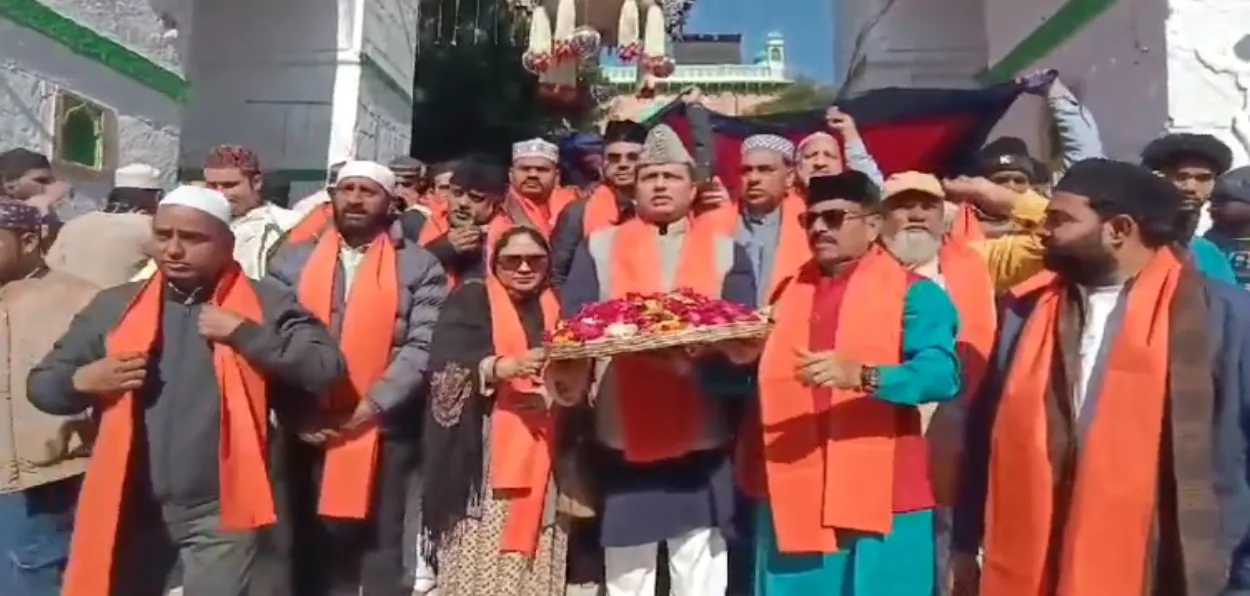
[697,193,809,298]
[609,218,722,462]
[582,185,620,238]
[416,208,450,247]
[511,187,578,237]
[297,229,399,519]
[64,266,274,596]
[946,203,986,244]
[981,251,1180,596]
[288,202,334,244]
[756,249,909,553]
[485,275,561,555]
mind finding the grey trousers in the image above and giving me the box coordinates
[113,505,258,596]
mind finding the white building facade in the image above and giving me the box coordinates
[835,0,1250,169]
[0,0,417,206]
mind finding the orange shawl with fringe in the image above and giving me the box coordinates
[981,251,1180,596]
[64,265,274,596]
[297,228,399,519]
[609,218,721,462]
[755,248,909,553]
[485,275,560,555]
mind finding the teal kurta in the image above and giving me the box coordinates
[754,278,961,596]
[1189,236,1237,285]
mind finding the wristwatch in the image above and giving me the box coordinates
[860,365,881,393]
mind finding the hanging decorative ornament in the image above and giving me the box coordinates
[570,25,602,60]
[539,55,580,108]
[522,5,554,74]
[616,0,641,62]
[552,0,577,59]
[641,1,673,79]
[647,55,676,78]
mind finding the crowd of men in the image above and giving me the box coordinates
[1,71,1250,596]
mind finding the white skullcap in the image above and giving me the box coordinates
[159,185,233,226]
[335,160,396,193]
[742,134,795,160]
[114,163,163,190]
[512,138,559,163]
[797,131,838,152]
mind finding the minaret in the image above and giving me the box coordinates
[764,31,786,77]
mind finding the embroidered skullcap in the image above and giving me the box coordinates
[883,171,944,201]
[114,163,163,190]
[0,148,51,181]
[796,131,837,152]
[451,155,508,195]
[1054,158,1182,238]
[336,160,396,193]
[1140,133,1233,174]
[512,138,559,163]
[742,134,796,160]
[1213,166,1250,204]
[0,199,43,232]
[603,120,647,145]
[388,156,425,173]
[159,185,233,227]
[979,136,1039,180]
[205,145,261,173]
[639,124,693,166]
[807,170,880,206]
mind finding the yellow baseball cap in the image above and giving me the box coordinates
[883,171,945,201]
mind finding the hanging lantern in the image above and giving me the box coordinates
[616,0,642,62]
[571,25,602,60]
[552,0,577,59]
[523,4,554,73]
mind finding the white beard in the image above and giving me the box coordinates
[884,228,942,267]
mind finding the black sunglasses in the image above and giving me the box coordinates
[496,254,550,271]
[799,209,870,229]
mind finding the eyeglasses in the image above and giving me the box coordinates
[605,152,641,164]
[798,209,871,230]
[496,254,550,271]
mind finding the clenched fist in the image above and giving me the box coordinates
[198,305,245,342]
[72,352,148,394]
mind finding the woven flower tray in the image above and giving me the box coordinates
[546,319,772,361]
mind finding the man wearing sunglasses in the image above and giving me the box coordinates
[551,119,648,285]
[711,170,959,596]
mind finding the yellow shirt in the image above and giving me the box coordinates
[968,190,1048,291]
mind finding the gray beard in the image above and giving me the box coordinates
[884,228,941,267]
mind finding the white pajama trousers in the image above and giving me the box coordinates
[604,527,728,596]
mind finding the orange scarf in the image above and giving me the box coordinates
[485,275,560,555]
[609,217,721,462]
[927,241,998,507]
[946,203,986,243]
[296,228,399,519]
[582,185,621,238]
[64,266,274,596]
[509,187,577,237]
[756,248,909,553]
[416,207,450,247]
[698,193,810,298]
[288,202,334,244]
[981,251,1180,596]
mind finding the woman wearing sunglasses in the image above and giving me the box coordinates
[421,226,588,596]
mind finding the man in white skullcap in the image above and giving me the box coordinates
[44,163,164,287]
[508,137,578,236]
[555,124,757,596]
[28,184,345,596]
[267,160,448,596]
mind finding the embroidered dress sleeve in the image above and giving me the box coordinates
[873,279,961,406]
[971,190,1049,290]
[366,254,450,413]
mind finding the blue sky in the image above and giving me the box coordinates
[685,0,836,83]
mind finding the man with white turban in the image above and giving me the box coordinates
[28,185,346,595]
[266,160,448,596]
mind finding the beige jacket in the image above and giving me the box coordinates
[46,211,152,288]
[0,270,99,494]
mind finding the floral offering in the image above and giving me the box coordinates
[546,287,766,346]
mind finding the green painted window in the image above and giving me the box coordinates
[55,92,106,170]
